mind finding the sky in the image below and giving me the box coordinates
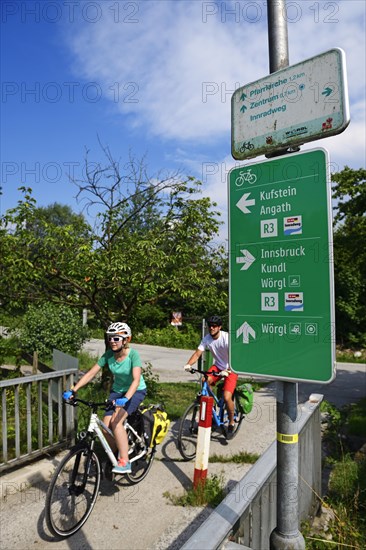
[1,0,365,239]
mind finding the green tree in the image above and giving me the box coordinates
[332,167,366,347]
[70,148,227,327]
[1,150,227,330]
[27,202,90,240]
[0,188,93,313]
[18,303,88,361]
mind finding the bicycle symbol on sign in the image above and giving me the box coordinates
[239,141,254,153]
[235,169,257,187]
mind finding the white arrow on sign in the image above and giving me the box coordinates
[236,193,255,214]
[236,249,256,270]
[236,322,256,344]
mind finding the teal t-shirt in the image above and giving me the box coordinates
[97,348,146,393]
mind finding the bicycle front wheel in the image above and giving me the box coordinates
[45,444,101,538]
[177,401,200,461]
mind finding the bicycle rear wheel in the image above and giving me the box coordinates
[177,401,200,461]
[45,444,101,538]
[124,424,155,484]
[125,443,155,484]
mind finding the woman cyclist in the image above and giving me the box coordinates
[64,322,147,474]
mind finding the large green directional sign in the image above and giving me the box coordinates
[229,149,335,383]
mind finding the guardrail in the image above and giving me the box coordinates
[182,396,323,550]
[0,367,77,473]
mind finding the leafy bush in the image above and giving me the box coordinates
[0,335,22,366]
[142,361,160,400]
[16,303,88,361]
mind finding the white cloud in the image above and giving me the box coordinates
[67,1,269,140]
[66,0,365,172]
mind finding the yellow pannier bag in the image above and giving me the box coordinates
[141,404,170,448]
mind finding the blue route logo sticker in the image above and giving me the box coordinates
[284,215,302,235]
[285,292,304,312]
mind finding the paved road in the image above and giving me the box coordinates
[1,341,364,549]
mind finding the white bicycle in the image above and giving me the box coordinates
[45,397,155,538]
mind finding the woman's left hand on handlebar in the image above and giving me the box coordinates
[115,397,129,407]
[63,389,76,400]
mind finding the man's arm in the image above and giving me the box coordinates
[184,348,203,368]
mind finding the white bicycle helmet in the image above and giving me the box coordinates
[106,322,131,338]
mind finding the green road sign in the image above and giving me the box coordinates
[229,149,335,383]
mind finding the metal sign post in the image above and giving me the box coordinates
[227,0,347,546]
[266,5,305,548]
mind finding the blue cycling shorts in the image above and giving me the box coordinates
[105,389,147,416]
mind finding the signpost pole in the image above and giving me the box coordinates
[268,0,289,72]
[267,2,305,548]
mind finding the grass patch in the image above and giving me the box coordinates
[336,347,366,364]
[209,451,259,464]
[135,325,200,350]
[145,381,200,420]
[303,456,366,549]
[303,399,366,549]
[347,397,366,437]
[328,454,361,500]
[164,473,225,507]
[152,380,263,420]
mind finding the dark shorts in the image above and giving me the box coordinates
[207,365,238,395]
[105,389,147,416]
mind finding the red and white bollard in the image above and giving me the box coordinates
[193,395,213,489]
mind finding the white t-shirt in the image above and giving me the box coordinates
[198,330,229,371]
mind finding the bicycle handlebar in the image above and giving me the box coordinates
[185,367,226,379]
[63,396,115,411]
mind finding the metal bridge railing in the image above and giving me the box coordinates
[182,396,323,550]
[0,368,77,473]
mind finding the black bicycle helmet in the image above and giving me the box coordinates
[207,315,222,326]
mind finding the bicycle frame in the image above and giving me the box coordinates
[86,413,118,467]
[178,368,243,461]
[84,411,147,467]
[199,379,225,428]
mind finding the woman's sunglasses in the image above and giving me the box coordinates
[108,336,124,342]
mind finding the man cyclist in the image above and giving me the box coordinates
[64,322,146,474]
[183,315,238,434]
